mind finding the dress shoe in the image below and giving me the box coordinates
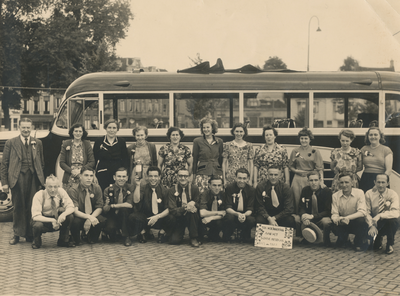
[32,236,42,249]
[9,236,19,245]
[355,246,362,252]
[137,233,147,243]
[157,231,167,243]
[31,242,40,249]
[190,238,199,247]
[124,237,132,247]
[386,245,394,255]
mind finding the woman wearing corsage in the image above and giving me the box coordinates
[192,117,223,193]
[330,129,362,192]
[359,126,393,192]
[289,127,324,214]
[59,123,95,189]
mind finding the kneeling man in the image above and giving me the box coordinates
[31,175,75,249]
[68,166,106,244]
[200,176,227,242]
[299,171,332,245]
[365,174,399,254]
[224,168,256,242]
[255,167,295,228]
[331,172,369,251]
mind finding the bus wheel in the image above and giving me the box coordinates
[0,183,13,222]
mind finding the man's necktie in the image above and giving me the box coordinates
[25,137,29,149]
[152,188,158,215]
[378,194,385,213]
[311,192,319,216]
[271,186,279,208]
[212,196,218,212]
[182,189,188,207]
[84,188,92,214]
[237,189,244,212]
[51,196,58,219]
[116,189,123,214]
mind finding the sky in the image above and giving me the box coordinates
[115,0,400,72]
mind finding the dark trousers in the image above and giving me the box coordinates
[103,208,132,238]
[376,218,399,246]
[256,214,296,229]
[129,211,173,236]
[31,214,74,243]
[11,170,40,238]
[169,212,199,244]
[332,217,369,247]
[223,213,256,240]
[70,215,106,244]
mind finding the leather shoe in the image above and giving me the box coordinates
[31,242,40,249]
[190,238,199,247]
[9,236,19,245]
[386,245,394,255]
[137,233,147,243]
[157,231,167,243]
[124,237,132,247]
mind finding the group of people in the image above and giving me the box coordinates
[1,117,397,254]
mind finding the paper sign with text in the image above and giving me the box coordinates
[254,223,293,249]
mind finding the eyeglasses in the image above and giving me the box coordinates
[178,175,189,178]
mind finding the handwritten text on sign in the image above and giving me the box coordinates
[254,223,293,249]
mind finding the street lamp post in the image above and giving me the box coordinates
[307,16,321,71]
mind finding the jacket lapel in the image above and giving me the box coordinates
[11,137,23,160]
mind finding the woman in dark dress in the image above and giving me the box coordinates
[94,119,129,191]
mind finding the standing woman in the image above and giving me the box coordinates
[94,119,129,191]
[59,123,95,189]
[222,122,254,186]
[127,126,157,184]
[158,127,192,188]
[289,127,324,213]
[330,129,362,192]
[192,117,223,193]
[359,127,393,192]
[253,126,289,188]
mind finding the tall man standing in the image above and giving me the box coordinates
[1,118,45,245]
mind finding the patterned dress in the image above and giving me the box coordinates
[330,147,362,192]
[159,143,192,188]
[66,142,84,189]
[222,141,254,185]
[253,143,289,183]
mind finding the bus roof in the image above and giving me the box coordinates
[65,71,400,99]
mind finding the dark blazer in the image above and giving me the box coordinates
[0,136,45,188]
[59,139,95,184]
[298,186,332,220]
[192,135,223,176]
[224,182,255,213]
[127,141,157,174]
[168,183,200,217]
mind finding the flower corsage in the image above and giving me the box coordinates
[157,198,162,203]
[66,145,71,151]
[31,140,37,150]
[232,193,237,204]
[364,151,374,157]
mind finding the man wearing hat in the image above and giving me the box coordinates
[199,175,228,242]
[365,174,399,254]
[224,168,256,243]
[331,172,369,251]
[255,167,295,228]
[298,171,332,245]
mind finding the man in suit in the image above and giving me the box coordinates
[1,118,45,245]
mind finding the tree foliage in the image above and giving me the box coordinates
[339,56,359,71]
[262,56,287,70]
[0,0,133,128]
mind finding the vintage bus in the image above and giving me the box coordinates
[0,67,399,221]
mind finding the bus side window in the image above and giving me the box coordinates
[174,93,239,129]
[314,93,378,128]
[386,93,400,127]
[69,96,99,130]
[56,103,68,129]
[243,92,308,128]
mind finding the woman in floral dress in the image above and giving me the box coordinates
[59,123,95,189]
[222,123,254,186]
[330,129,363,192]
[253,126,289,188]
[158,127,192,188]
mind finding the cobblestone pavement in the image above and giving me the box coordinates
[1,222,400,296]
